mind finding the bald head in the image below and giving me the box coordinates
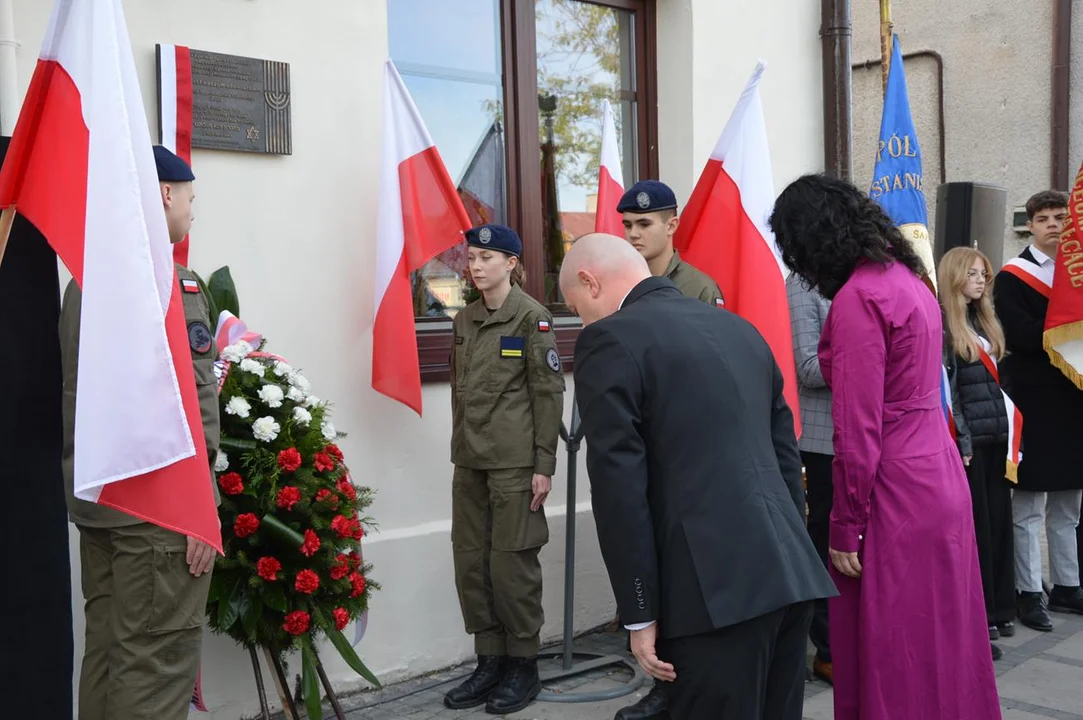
[559,233,651,325]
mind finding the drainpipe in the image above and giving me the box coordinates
[820,0,853,181]
[1051,0,1071,190]
[0,0,19,135]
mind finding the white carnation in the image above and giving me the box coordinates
[221,340,253,363]
[287,387,306,403]
[289,372,312,392]
[273,361,293,377]
[252,416,281,443]
[305,395,322,408]
[214,451,229,473]
[293,407,313,426]
[225,397,252,419]
[258,384,285,408]
[239,358,265,377]
[321,420,337,441]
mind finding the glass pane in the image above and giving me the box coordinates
[536,0,638,308]
[388,0,506,319]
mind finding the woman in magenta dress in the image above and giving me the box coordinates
[769,174,1001,719]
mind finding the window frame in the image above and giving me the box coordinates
[415,0,659,382]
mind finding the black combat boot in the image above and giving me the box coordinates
[444,655,507,709]
[485,656,541,715]
[614,679,669,720]
[1048,585,1083,614]
[1017,591,1053,632]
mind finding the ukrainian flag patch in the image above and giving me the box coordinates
[500,336,525,358]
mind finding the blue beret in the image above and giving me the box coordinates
[153,145,195,183]
[616,180,677,214]
[465,224,522,258]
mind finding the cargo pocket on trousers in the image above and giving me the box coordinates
[146,545,209,635]
[489,469,549,552]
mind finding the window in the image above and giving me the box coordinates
[388,0,658,380]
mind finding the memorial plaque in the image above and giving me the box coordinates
[157,45,292,155]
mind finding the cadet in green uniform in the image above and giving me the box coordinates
[619,179,725,307]
[613,179,723,720]
[60,146,220,720]
[444,224,566,715]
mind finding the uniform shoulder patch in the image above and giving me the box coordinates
[545,347,561,372]
[714,297,725,308]
[537,319,551,332]
[181,278,201,294]
[188,321,213,354]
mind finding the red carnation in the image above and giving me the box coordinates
[277,448,302,472]
[217,472,244,496]
[325,444,344,462]
[277,486,302,511]
[234,513,260,538]
[316,489,340,509]
[350,519,363,540]
[330,554,351,580]
[300,529,321,557]
[256,557,282,582]
[283,610,311,636]
[337,478,357,502]
[331,515,350,537]
[313,452,334,473]
[333,607,350,631]
[295,569,320,595]
[348,553,362,571]
[349,571,367,598]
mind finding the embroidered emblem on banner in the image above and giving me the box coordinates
[188,322,213,354]
[500,336,524,358]
[546,347,561,372]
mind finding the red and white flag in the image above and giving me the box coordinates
[0,0,221,550]
[1044,161,1083,390]
[673,62,801,435]
[156,43,193,266]
[594,99,624,236]
[373,60,471,415]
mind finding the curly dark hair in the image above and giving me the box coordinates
[769,173,926,299]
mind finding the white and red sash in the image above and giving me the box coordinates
[975,337,1023,482]
[1001,257,1053,299]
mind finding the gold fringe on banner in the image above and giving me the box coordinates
[1005,459,1019,484]
[1043,320,1083,391]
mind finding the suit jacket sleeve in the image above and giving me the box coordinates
[787,279,827,388]
[994,271,1045,355]
[574,323,657,625]
[770,358,805,521]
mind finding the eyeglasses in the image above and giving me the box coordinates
[966,270,990,281]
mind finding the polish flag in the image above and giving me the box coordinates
[594,99,624,236]
[373,60,472,415]
[673,62,801,435]
[156,43,194,266]
[0,0,221,550]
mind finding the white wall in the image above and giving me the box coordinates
[10,1,823,717]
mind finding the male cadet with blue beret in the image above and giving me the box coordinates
[618,179,724,308]
[60,145,221,720]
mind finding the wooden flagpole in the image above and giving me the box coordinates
[0,205,17,270]
[879,0,893,96]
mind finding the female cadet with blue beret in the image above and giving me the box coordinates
[444,224,565,715]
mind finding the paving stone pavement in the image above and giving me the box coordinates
[279,611,1083,720]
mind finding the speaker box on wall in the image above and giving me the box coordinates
[934,182,1008,269]
[0,136,74,718]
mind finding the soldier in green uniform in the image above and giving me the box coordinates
[613,179,723,720]
[619,179,725,308]
[444,224,566,715]
[60,146,220,720]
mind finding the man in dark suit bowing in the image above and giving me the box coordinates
[560,234,836,719]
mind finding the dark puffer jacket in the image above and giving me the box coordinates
[945,309,1008,458]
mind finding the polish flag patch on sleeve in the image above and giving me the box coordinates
[181,279,200,294]
[714,297,725,308]
[537,320,551,332]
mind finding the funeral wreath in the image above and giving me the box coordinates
[197,267,380,716]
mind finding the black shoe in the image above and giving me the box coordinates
[614,680,669,720]
[1017,591,1053,632]
[997,621,1016,638]
[485,657,541,715]
[1048,585,1083,615]
[988,625,999,641]
[992,643,1003,661]
[444,655,507,710]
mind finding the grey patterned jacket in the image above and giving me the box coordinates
[786,274,834,456]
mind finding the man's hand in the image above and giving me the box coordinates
[186,537,217,577]
[530,474,551,512]
[963,455,972,467]
[630,623,676,682]
[829,548,863,579]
